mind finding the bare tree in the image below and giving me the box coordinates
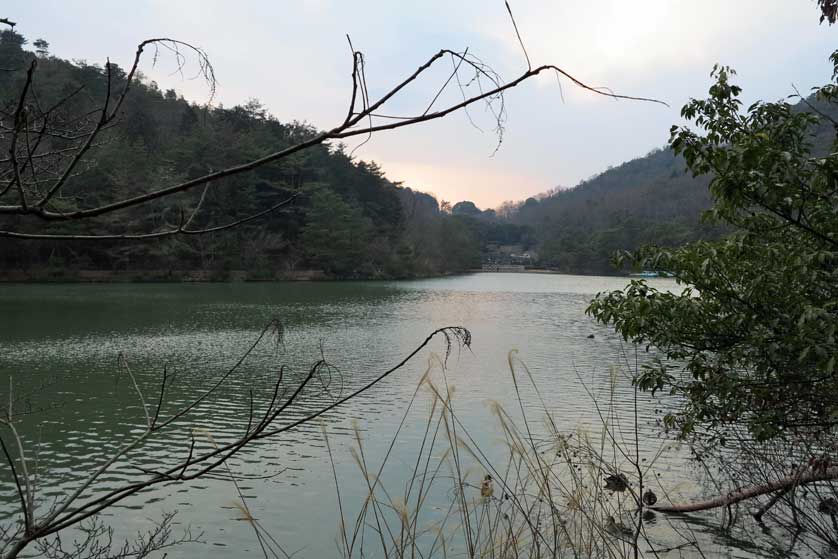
[0,6,664,558]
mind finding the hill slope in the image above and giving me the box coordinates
[503,91,838,274]
[0,29,480,279]
[509,148,719,274]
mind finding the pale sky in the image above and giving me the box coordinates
[5,1,836,208]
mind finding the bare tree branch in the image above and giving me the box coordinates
[0,33,664,240]
[652,465,838,513]
[0,324,471,558]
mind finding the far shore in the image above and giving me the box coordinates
[0,267,647,283]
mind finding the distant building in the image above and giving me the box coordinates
[482,264,526,272]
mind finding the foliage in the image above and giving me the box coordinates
[587,57,838,442]
[301,186,373,277]
[820,0,838,24]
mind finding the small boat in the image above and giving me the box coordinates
[629,271,659,278]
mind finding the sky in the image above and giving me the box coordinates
[5,1,837,208]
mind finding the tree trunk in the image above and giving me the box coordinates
[651,466,838,513]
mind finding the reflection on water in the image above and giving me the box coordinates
[0,274,787,557]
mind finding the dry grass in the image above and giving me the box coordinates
[323,352,700,559]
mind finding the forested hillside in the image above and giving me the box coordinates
[500,82,838,274]
[508,149,721,274]
[0,30,481,279]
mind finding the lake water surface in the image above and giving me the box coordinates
[0,273,795,558]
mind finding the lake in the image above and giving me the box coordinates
[0,273,792,558]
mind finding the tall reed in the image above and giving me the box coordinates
[324,352,699,559]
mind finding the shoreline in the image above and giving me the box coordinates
[0,267,631,283]
[0,268,471,283]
